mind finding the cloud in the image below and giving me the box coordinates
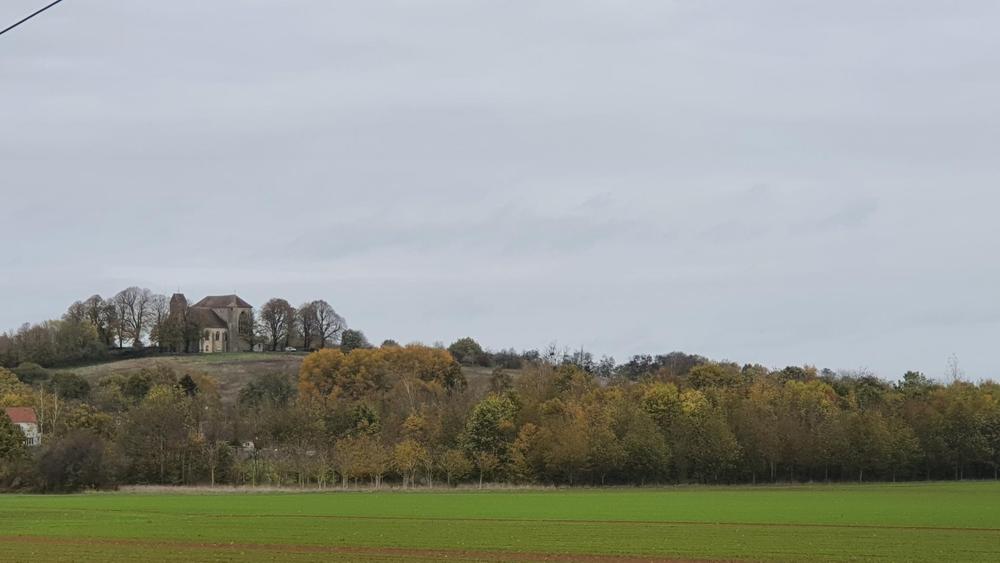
[812,198,880,232]
[2,1,1000,379]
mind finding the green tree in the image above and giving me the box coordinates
[671,389,740,482]
[688,363,742,389]
[843,410,892,482]
[13,362,49,385]
[0,411,27,462]
[37,430,116,492]
[440,448,473,486]
[50,372,91,401]
[618,405,670,484]
[898,371,936,398]
[120,385,194,484]
[463,394,518,460]
[982,405,1000,480]
[339,329,371,354]
[178,374,199,397]
[59,404,114,440]
[0,368,34,407]
[886,417,921,482]
[586,400,626,485]
[239,373,296,408]
[448,337,488,366]
[640,382,681,432]
[731,380,783,482]
[539,403,590,484]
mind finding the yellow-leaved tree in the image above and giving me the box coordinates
[298,345,465,404]
[0,367,33,408]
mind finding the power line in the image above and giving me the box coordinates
[0,0,67,38]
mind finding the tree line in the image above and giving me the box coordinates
[0,289,348,367]
[2,334,1000,492]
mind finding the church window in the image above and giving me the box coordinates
[239,311,251,336]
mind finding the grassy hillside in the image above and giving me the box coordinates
[73,353,306,402]
[2,482,999,561]
[73,354,508,403]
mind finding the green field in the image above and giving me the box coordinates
[1,483,999,562]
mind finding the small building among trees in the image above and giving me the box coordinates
[3,407,41,447]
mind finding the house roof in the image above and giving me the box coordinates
[188,308,229,329]
[192,295,252,309]
[4,407,37,424]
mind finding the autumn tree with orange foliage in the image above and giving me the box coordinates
[299,345,465,404]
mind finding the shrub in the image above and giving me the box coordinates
[37,430,117,492]
[51,372,91,400]
[13,362,49,385]
[448,337,490,367]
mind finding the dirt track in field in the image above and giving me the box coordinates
[0,535,723,562]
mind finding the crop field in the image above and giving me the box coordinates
[1,482,999,562]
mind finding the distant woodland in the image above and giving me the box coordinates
[2,291,1000,492]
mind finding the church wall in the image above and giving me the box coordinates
[204,306,252,352]
[231,308,251,352]
[177,295,253,354]
[200,328,227,353]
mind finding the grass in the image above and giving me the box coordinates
[72,352,304,374]
[72,353,306,403]
[1,482,999,561]
[71,354,510,403]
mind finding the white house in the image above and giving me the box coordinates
[4,407,41,447]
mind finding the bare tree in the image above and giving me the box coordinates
[241,309,258,351]
[112,294,128,349]
[947,353,965,382]
[258,298,295,351]
[64,301,87,323]
[297,302,319,351]
[113,287,157,348]
[148,294,170,349]
[313,300,346,349]
[80,295,116,347]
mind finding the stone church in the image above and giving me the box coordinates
[168,294,253,353]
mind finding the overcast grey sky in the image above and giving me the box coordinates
[3,1,999,380]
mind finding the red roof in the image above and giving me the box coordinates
[3,407,37,424]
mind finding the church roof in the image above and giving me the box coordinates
[192,295,252,309]
[188,308,229,329]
